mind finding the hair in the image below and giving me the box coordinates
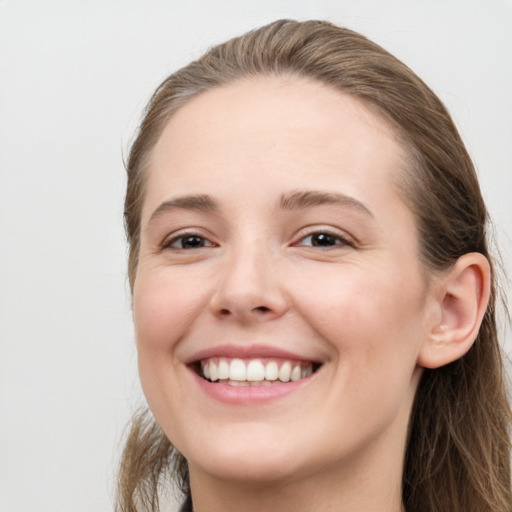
[118,19,511,512]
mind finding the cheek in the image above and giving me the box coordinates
[309,270,425,435]
[133,269,206,426]
[281,265,426,463]
[295,262,427,368]
[133,268,208,352]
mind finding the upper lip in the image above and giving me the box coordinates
[185,344,323,365]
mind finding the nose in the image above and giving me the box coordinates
[209,244,289,323]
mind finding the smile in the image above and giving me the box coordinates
[200,357,318,385]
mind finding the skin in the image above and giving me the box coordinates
[133,76,468,512]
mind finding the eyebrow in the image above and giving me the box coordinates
[148,194,219,224]
[147,189,373,225]
[278,190,373,217]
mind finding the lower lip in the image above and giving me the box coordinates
[191,370,310,405]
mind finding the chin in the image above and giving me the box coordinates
[180,425,309,485]
[190,453,303,487]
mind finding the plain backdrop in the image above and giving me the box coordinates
[1,1,511,511]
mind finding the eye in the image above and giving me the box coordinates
[296,231,353,248]
[163,233,216,250]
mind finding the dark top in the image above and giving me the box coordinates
[179,495,193,512]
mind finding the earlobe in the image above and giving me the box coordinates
[417,253,491,369]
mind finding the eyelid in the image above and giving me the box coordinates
[292,226,356,248]
[161,229,218,250]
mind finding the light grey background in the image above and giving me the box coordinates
[1,1,511,511]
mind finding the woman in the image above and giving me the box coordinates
[118,20,511,512]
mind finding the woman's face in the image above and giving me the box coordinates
[134,77,437,486]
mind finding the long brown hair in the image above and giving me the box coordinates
[119,19,511,511]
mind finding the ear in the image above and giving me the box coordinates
[417,253,491,369]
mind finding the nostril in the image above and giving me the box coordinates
[215,305,277,319]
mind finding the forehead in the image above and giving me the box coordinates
[153,75,403,156]
[144,76,409,220]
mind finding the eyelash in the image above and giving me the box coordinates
[293,229,354,249]
[162,228,354,251]
[162,232,217,250]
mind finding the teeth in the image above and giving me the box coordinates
[218,359,229,380]
[302,366,313,378]
[209,360,218,382]
[279,361,291,382]
[247,360,265,381]
[229,359,247,381]
[200,357,316,384]
[291,365,301,382]
[265,361,279,381]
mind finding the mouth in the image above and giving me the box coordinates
[193,357,322,386]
